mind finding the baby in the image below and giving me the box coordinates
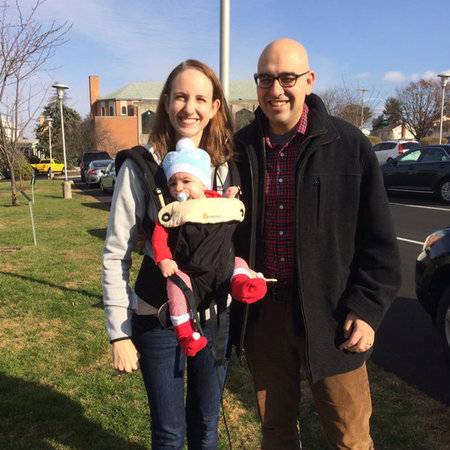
[152,138,267,357]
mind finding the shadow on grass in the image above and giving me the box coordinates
[88,228,107,240]
[0,271,102,301]
[38,194,67,199]
[0,373,146,449]
[81,202,111,212]
[73,180,112,211]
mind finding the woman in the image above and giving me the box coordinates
[102,59,238,449]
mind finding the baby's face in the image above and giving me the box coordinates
[168,172,205,200]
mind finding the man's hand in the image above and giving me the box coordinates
[339,311,375,353]
[112,339,140,374]
[158,258,178,277]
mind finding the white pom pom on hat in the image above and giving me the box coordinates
[162,138,211,189]
[176,137,196,151]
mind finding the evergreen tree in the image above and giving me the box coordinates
[35,101,82,165]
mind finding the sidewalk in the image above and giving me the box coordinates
[53,168,80,181]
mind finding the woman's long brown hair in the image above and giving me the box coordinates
[149,59,234,166]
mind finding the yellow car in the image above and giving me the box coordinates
[30,159,65,174]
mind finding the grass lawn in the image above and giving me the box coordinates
[0,178,449,449]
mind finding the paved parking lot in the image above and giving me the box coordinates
[371,192,450,405]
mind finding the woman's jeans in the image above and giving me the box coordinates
[132,312,229,450]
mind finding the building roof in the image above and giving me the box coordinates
[99,80,257,101]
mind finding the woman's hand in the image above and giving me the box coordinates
[225,186,240,198]
[158,258,178,277]
[136,226,146,255]
[112,339,140,374]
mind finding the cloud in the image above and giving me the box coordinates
[383,71,406,83]
[410,71,436,81]
[422,71,437,80]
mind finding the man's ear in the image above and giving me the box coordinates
[305,71,315,95]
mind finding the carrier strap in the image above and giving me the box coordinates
[168,247,234,367]
[115,145,171,210]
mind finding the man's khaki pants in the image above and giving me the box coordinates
[245,294,374,450]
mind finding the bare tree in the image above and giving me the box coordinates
[320,84,378,129]
[0,0,70,205]
[396,79,441,140]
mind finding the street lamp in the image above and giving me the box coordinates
[46,116,53,179]
[52,82,72,199]
[437,72,450,145]
[357,88,369,130]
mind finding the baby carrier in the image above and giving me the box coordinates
[115,146,242,365]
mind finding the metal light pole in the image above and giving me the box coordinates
[357,88,369,130]
[52,83,72,198]
[437,72,450,145]
[46,116,54,179]
[220,0,230,102]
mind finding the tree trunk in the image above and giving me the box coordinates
[8,161,19,206]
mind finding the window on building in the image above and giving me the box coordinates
[121,106,127,115]
[109,106,114,116]
[101,106,105,116]
[142,110,155,134]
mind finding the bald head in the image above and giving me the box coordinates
[258,39,310,75]
[255,38,315,134]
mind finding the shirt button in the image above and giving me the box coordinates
[280,257,285,262]
[279,231,284,236]
[280,152,285,157]
[279,205,284,209]
[278,178,283,183]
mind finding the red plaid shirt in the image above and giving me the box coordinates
[263,104,309,283]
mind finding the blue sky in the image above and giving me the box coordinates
[22,0,450,129]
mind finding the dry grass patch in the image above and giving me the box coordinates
[0,246,22,254]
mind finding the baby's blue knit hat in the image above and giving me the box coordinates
[162,138,211,189]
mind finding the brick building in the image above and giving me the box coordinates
[89,76,258,156]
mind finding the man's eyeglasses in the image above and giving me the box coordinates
[254,71,310,89]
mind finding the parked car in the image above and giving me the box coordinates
[99,161,116,193]
[30,158,65,174]
[78,151,111,182]
[85,159,114,187]
[1,165,10,179]
[381,145,450,203]
[416,227,450,358]
[372,139,420,163]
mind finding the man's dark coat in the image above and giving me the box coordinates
[232,93,401,382]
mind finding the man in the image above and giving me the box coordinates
[233,38,401,449]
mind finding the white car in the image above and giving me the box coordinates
[99,161,116,192]
[372,140,420,164]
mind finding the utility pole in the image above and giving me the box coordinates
[357,88,369,130]
[220,0,230,101]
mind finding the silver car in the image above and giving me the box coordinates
[99,161,116,192]
[85,159,114,188]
